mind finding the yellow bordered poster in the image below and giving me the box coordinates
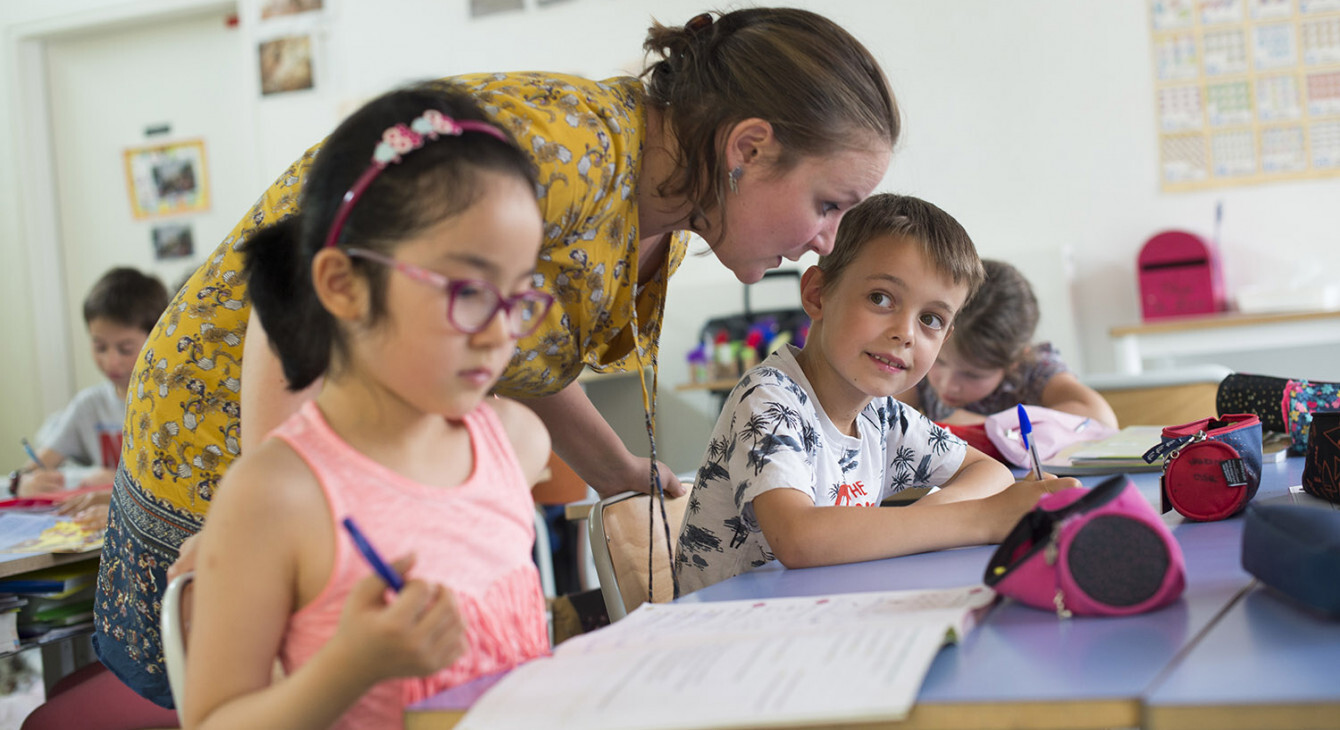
[1150,0,1340,190]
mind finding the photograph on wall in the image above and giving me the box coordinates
[259,34,315,95]
[152,223,195,261]
[261,0,324,20]
[123,139,210,220]
[471,0,523,18]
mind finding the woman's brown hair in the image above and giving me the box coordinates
[642,7,899,230]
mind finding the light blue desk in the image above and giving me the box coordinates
[409,457,1337,730]
[1144,460,1340,730]
[674,461,1312,730]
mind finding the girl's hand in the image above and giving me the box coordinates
[17,470,65,497]
[335,555,467,683]
[981,477,1078,543]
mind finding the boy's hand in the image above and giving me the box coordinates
[982,477,1079,543]
[17,470,65,497]
[334,555,467,684]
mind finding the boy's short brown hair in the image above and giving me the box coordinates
[82,267,170,334]
[817,193,985,305]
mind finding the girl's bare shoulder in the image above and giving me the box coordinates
[484,397,551,483]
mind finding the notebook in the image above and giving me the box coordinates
[446,585,996,730]
[1043,426,1165,475]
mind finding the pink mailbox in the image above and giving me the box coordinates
[1137,230,1226,321]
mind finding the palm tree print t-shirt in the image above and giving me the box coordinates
[675,345,967,595]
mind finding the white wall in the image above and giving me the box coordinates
[4,0,1338,473]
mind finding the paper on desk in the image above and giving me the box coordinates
[0,513,103,554]
[456,585,996,730]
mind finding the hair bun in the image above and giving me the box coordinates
[685,12,713,35]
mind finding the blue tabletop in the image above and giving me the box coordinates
[680,460,1310,710]
[1144,481,1340,729]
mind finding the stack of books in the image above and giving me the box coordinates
[0,563,98,646]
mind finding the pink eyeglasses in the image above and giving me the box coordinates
[346,248,553,338]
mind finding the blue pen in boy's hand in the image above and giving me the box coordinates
[342,517,404,592]
[20,438,42,469]
[1016,404,1045,480]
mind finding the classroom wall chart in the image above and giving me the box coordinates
[1151,0,1340,190]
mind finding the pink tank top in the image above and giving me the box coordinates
[272,400,549,729]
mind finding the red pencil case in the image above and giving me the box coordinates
[1143,414,1262,522]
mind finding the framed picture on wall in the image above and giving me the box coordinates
[123,138,210,220]
[261,0,324,20]
[259,34,315,95]
[151,222,195,261]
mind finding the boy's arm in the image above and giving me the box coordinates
[1040,372,1119,429]
[753,476,1072,568]
[915,446,1013,505]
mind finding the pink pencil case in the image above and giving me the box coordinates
[984,475,1185,617]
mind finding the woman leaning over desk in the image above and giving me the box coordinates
[93,6,899,707]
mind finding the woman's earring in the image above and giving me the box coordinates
[728,166,743,194]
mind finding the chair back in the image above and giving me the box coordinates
[160,571,194,721]
[588,492,689,621]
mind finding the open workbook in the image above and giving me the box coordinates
[450,585,996,730]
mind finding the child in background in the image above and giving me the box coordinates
[184,85,554,729]
[676,194,1077,594]
[9,267,168,498]
[900,259,1118,429]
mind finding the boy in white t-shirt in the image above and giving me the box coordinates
[675,194,1078,594]
[9,267,169,497]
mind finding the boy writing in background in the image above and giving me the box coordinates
[676,194,1077,593]
[9,267,169,497]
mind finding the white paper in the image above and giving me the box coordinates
[456,586,995,730]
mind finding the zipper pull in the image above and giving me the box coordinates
[1053,589,1073,619]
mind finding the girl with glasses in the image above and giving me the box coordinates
[181,85,552,729]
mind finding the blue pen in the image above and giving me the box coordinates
[20,438,43,469]
[341,517,404,592]
[1016,404,1045,480]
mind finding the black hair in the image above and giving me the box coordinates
[243,81,537,391]
[83,267,170,333]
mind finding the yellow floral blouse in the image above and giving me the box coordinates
[93,72,687,704]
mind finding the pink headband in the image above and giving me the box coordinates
[322,109,510,249]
